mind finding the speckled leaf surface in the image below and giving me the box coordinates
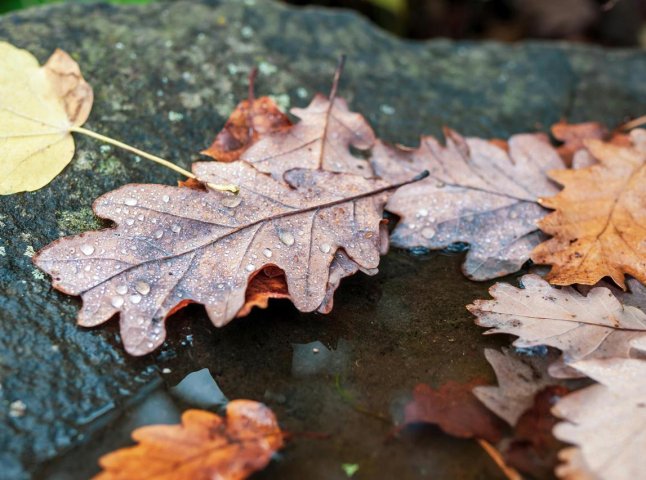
[468,274,646,378]
[3,0,646,477]
[35,161,398,355]
[241,94,376,180]
[371,131,564,280]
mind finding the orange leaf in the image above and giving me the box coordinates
[95,400,284,480]
[531,130,646,288]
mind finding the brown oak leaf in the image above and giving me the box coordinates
[468,274,646,378]
[240,64,375,180]
[403,380,506,443]
[531,129,646,288]
[201,69,291,163]
[95,400,284,480]
[551,120,607,167]
[371,129,564,280]
[34,161,420,355]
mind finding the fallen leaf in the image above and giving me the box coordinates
[531,129,646,288]
[503,385,569,479]
[468,274,646,378]
[34,161,420,355]
[473,348,563,426]
[95,400,284,480]
[0,42,93,194]
[552,351,646,480]
[403,380,506,443]
[201,69,291,162]
[241,69,375,180]
[370,129,564,280]
[551,120,607,167]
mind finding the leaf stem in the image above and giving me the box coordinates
[70,126,239,194]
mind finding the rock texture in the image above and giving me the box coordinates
[1,0,645,478]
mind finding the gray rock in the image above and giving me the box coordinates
[0,0,645,478]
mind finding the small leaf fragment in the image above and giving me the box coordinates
[0,42,93,194]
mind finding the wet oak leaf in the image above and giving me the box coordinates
[403,380,506,443]
[552,353,646,480]
[201,96,291,163]
[95,400,284,480]
[241,93,376,180]
[468,274,646,378]
[474,348,564,426]
[531,130,646,288]
[0,42,93,194]
[34,161,409,355]
[371,130,564,280]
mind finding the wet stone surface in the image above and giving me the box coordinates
[0,0,645,478]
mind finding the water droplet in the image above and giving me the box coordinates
[436,181,446,188]
[135,281,151,295]
[124,198,137,206]
[137,214,144,221]
[279,231,295,246]
[510,210,519,219]
[147,342,154,349]
[125,218,135,226]
[222,196,242,208]
[171,225,181,233]
[246,264,255,272]
[162,195,170,203]
[84,265,91,272]
[111,296,124,308]
[417,208,429,217]
[154,229,164,239]
[130,294,142,304]
[116,284,128,295]
[263,248,272,258]
[80,244,95,256]
[421,227,436,239]
[319,243,331,253]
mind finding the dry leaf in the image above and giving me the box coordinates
[95,400,284,480]
[531,129,646,288]
[473,348,563,426]
[241,93,375,180]
[468,274,646,378]
[551,120,607,167]
[370,130,564,280]
[552,352,646,480]
[34,161,417,355]
[403,380,506,443]
[504,385,569,479]
[0,42,93,194]
[201,70,291,162]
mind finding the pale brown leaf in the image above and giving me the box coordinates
[552,351,646,480]
[468,274,646,378]
[371,130,564,280]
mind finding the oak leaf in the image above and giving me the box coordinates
[371,130,564,280]
[95,400,284,480]
[473,348,563,426]
[240,93,375,180]
[403,380,506,443]
[0,42,93,194]
[551,120,607,167]
[201,70,291,162]
[531,130,646,288]
[468,274,646,378]
[34,161,415,355]
[552,352,646,480]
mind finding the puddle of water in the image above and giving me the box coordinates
[40,250,512,479]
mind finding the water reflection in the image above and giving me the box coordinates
[170,368,227,409]
[291,339,352,377]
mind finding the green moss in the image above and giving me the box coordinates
[56,207,102,235]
